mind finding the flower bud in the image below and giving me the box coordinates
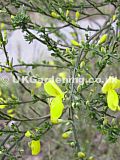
[77,152,86,158]
[51,11,59,18]
[98,34,107,45]
[75,11,80,21]
[71,40,80,47]
[25,130,31,138]
[62,131,72,139]
[88,156,95,160]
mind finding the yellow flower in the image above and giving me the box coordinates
[44,80,64,98]
[62,131,72,139]
[102,76,120,111]
[25,130,31,138]
[102,76,120,94]
[30,140,41,156]
[107,89,120,111]
[44,80,64,122]
[98,34,107,45]
[77,152,86,158]
[50,96,64,121]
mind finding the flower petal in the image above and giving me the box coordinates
[44,80,64,98]
[30,140,41,156]
[112,78,120,89]
[50,96,64,121]
[107,90,119,111]
[102,76,120,94]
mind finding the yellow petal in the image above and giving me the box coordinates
[30,140,40,156]
[50,97,64,121]
[102,77,113,93]
[44,80,64,98]
[112,78,120,89]
[98,34,107,45]
[107,90,119,111]
[102,76,120,93]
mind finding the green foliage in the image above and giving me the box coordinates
[11,7,30,30]
[0,0,120,160]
